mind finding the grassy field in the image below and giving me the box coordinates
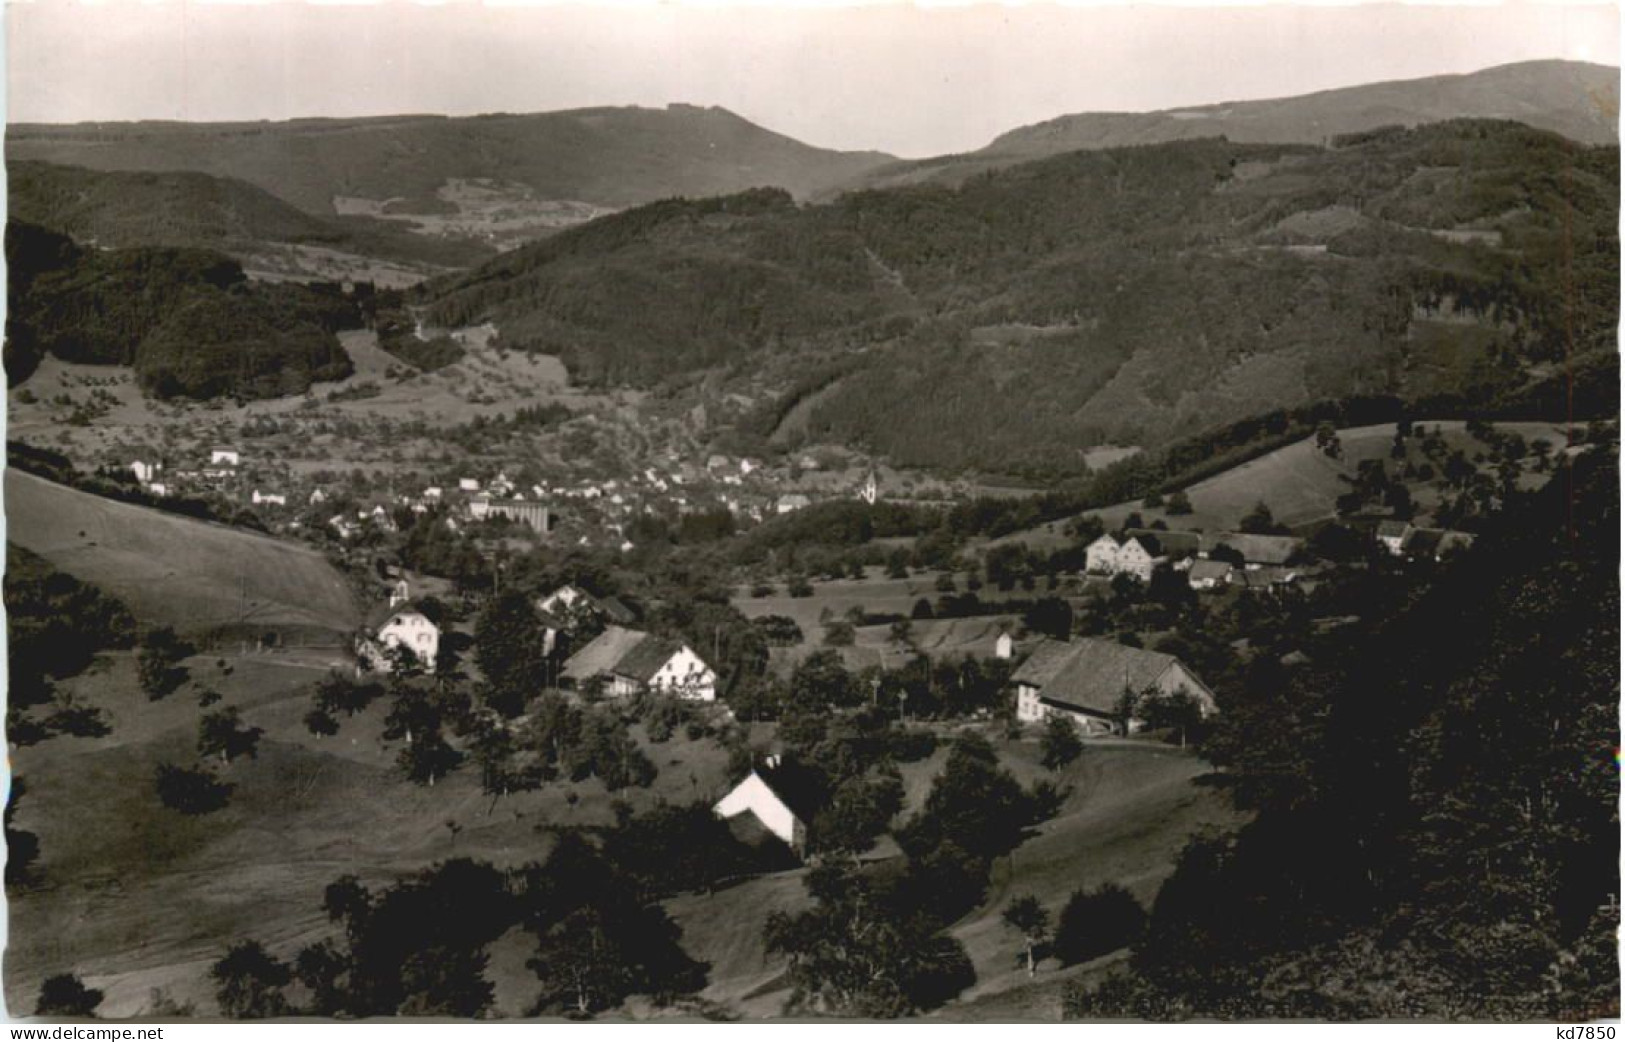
[665,732,1242,1017]
[996,419,1570,552]
[735,570,1048,674]
[4,644,748,1017]
[5,470,361,641]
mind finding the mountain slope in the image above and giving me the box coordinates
[417,120,1618,478]
[844,60,1619,195]
[6,105,897,215]
[4,469,360,639]
[7,160,494,270]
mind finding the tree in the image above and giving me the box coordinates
[811,770,905,860]
[1024,597,1074,641]
[1165,491,1194,516]
[823,619,856,647]
[901,732,1033,863]
[198,706,263,764]
[304,706,340,738]
[1002,895,1052,977]
[766,865,973,1017]
[154,762,234,814]
[397,728,464,787]
[473,591,550,714]
[1138,689,1205,748]
[6,776,41,888]
[1039,713,1084,770]
[1238,501,1282,535]
[35,973,103,1017]
[1314,421,1342,459]
[1053,883,1147,966]
[137,626,192,699]
[210,940,292,1018]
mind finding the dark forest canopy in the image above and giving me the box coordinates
[5,221,357,399]
[418,121,1618,478]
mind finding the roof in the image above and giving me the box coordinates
[1012,637,1207,716]
[1188,559,1233,582]
[561,625,686,684]
[1376,520,1412,538]
[1401,528,1444,558]
[1125,529,1202,559]
[755,761,827,823]
[366,602,435,631]
[1211,532,1302,566]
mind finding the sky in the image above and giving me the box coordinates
[5,1,1620,158]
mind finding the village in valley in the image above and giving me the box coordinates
[3,8,1618,1022]
[8,349,1602,1019]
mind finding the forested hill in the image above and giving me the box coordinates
[417,120,1619,478]
[5,222,356,400]
[7,161,493,271]
[6,105,896,215]
[1069,440,1621,1020]
[843,60,1619,195]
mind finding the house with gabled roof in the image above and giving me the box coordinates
[1124,528,1202,562]
[357,601,440,674]
[1375,520,1412,556]
[539,583,635,626]
[713,756,820,853]
[1187,558,1234,591]
[1011,637,1217,736]
[1085,533,1163,582]
[562,625,716,701]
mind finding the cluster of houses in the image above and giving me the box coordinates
[1374,521,1476,561]
[1085,528,1305,591]
[356,579,717,701]
[127,447,251,500]
[711,632,1219,857]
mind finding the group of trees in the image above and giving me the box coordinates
[766,731,1068,1016]
[7,221,357,400]
[6,543,136,745]
[204,803,775,1018]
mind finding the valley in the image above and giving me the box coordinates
[4,54,1618,1024]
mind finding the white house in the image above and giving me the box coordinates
[1012,637,1217,735]
[361,607,440,672]
[713,758,814,852]
[146,482,169,497]
[210,449,241,467]
[562,625,716,700]
[995,631,1015,660]
[776,493,812,515]
[252,490,287,507]
[1376,521,1412,556]
[1084,534,1161,583]
[458,478,481,493]
[131,460,161,484]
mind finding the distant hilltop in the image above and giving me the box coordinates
[841,59,1619,195]
[6,104,898,215]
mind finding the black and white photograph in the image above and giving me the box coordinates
[2,0,1620,1025]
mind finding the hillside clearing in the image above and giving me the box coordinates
[5,470,361,640]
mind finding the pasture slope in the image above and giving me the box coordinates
[3,646,747,1017]
[667,736,1242,1017]
[5,469,361,640]
[997,420,1568,551]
